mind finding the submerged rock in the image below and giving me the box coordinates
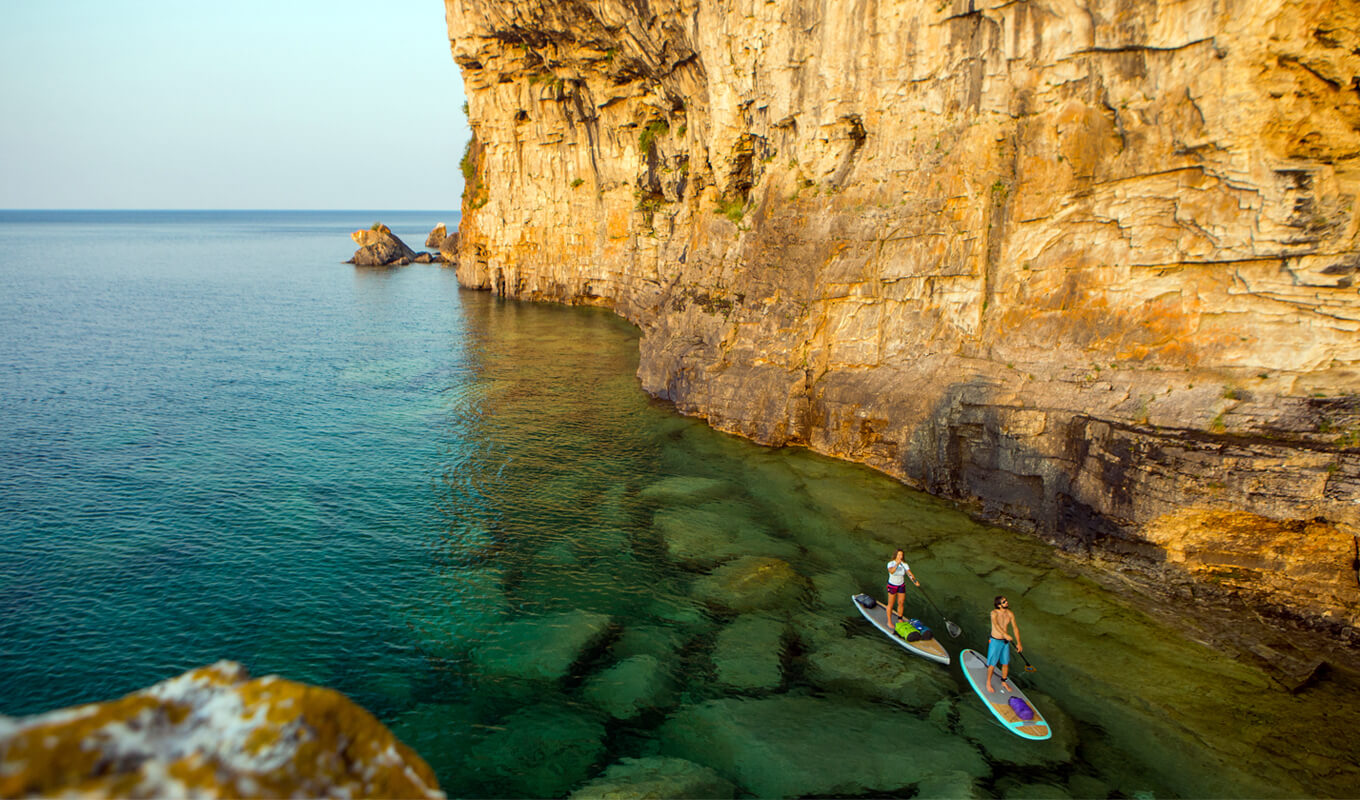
[658,696,987,797]
[653,501,799,569]
[916,770,989,799]
[348,223,417,266]
[466,707,606,798]
[637,476,734,505]
[692,555,810,613]
[610,623,686,661]
[0,661,442,799]
[570,756,736,800]
[389,702,482,790]
[583,655,676,720]
[472,609,613,683]
[805,636,953,709]
[713,614,786,691]
[1003,780,1073,799]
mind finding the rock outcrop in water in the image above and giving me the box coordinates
[442,0,1360,632]
[349,223,419,266]
[0,661,443,799]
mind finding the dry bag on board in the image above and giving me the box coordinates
[1008,696,1036,720]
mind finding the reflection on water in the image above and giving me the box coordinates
[0,212,1356,799]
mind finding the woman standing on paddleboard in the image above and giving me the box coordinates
[986,595,1023,693]
[884,549,920,630]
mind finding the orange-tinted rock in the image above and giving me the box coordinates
[0,661,443,799]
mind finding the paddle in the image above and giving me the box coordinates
[1017,649,1037,673]
[916,584,963,638]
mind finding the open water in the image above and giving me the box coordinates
[0,211,1356,798]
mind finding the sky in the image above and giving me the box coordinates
[0,0,469,209]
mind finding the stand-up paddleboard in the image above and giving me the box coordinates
[851,595,950,665]
[959,648,1051,740]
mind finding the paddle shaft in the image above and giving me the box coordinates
[916,585,963,638]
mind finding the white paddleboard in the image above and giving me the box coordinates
[851,595,950,665]
[959,648,1052,740]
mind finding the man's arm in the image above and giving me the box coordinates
[1008,613,1022,650]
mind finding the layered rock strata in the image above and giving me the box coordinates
[0,662,443,799]
[443,0,1360,630]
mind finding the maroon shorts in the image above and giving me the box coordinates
[886,582,908,595]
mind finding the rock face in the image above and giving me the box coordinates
[426,222,449,248]
[0,661,443,799]
[443,0,1360,630]
[349,223,418,266]
[427,222,462,261]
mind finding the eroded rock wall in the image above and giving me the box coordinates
[444,0,1360,629]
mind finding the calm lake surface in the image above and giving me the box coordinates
[0,211,1356,798]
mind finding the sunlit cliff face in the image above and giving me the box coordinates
[443,0,1360,630]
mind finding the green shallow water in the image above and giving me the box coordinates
[1,212,1357,798]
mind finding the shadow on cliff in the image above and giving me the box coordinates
[898,376,1358,690]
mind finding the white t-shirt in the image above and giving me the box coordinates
[886,559,910,586]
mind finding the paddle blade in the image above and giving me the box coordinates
[945,620,962,638]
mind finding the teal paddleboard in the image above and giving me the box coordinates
[960,648,1051,740]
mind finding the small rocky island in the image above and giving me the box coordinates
[347,223,459,267]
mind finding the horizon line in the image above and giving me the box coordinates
[0,208,464,213]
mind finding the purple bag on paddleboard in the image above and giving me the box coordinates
[1008,696,1035,720]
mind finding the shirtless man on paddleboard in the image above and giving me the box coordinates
[986,595,1022,693]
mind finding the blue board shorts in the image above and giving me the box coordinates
[986,637,1011,666]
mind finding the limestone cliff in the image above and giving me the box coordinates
[443,0,1360,631]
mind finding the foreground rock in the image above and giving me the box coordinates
[443,0,1360,632]
[348,223,417,266]
[0,661,442,799]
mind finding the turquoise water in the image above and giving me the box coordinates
[1,212,1356,798]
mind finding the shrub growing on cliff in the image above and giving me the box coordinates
[460,140,476,183]
[714,197,747,225]
[638,119,670,154]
